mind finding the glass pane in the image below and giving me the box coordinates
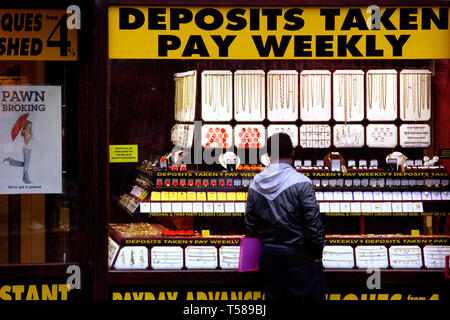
[0,61,78,264]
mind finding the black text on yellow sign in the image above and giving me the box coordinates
[109,6,449,59]
[0,10,78,61]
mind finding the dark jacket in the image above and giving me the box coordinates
[245,162,325,260]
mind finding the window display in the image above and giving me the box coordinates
[112,63,450,277]
[105,3,450,303]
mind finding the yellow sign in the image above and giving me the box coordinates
[217,192,227,201]
[177,192,187,201]
[109,6,449,59]
[109,145,138,163]
[236,192,247,201]
[160,191,170,201]
[201,230,210,237]
[169,192,178,201]
[0,9,78,61]
[227,192,237,201]
[150,191,161,201]
[207,192,217,201]
[197,192,207,201]
[187,192,197,201]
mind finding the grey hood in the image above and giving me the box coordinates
[250,162,311,201]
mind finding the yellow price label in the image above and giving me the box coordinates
[411,230,420,236]
[207,192,217,201]
[160,191,170,201]
[187,192,197,201]
[197,192,207,201]
[169,192,178,201]
[217,192,227,201]
[201,230,210,237]
[151,191,161,201]
[236,192,247,201]
[178,192,187,201]
[227,192,237,201]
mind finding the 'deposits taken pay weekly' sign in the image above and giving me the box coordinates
[109,6,450,59]
[0,86,62,194]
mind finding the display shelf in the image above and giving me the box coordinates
[106,268,447,287]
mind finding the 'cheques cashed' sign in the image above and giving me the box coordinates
[109,6,449,59]
[0,86,62,194]
[0,9,78,60]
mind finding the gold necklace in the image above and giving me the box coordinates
[343,76,348,124]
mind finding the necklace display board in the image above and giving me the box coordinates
[174,70,196,122]
[333,124,365,148]
[267,125,298,148]
[234,124,265,148]
[366,124,398,148]
[300,70,331,121]
[366,69,398,121]
[201,124,233,148]
[267,70,298,122]
[400,69,432,121]
[399,124,431,148]
[201,70,233,121]
[299,124,331,148]
[333,70,364,122]
[234,70,265,121]
[171,124,194,148]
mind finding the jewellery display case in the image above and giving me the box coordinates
[103,2,450,301]
[109,63,449,299]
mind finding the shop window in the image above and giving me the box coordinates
[0,60,78,264]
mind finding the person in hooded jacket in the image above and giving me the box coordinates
[245,132,325,300]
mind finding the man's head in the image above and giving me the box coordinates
[267,133,294,163]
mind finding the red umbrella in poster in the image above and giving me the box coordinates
[11,113,29,141]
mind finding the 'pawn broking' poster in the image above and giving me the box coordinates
[0,86,62,194]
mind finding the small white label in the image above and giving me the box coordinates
[351,202,361,213]
[382,202,392,213]
[361,202,372,212]
[333,192,344,201]
[225,203,235,213]
[383,192,393,201]
[150,202,161,213]
[402,191,412,201]
[172,202,183,213]
[363,192,374,201]
[235,202,246,213]
[412,202,424,213]
[140,202,151,213]
[353,191,364,201]
[193,202,204,212]
[330,203,341,213]
[319,202,330,213]
[161,203,172,213]
[214,202,224,213]
[203,203,214,213]
[182,202,193,213]
[392,202,403,212]
[343,192,353,201]
[392,192,403,201]
[324,192,334,201]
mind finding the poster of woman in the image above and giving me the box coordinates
[0,86,62,194]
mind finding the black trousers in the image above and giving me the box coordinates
[259,244,325,301]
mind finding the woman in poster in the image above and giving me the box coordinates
[3,119,34,184]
